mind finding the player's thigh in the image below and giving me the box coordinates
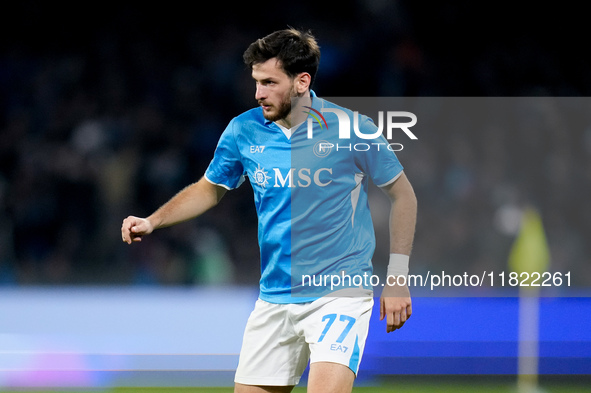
[235,299,309,387]
[307,361,355,393]
[234,382,295,393]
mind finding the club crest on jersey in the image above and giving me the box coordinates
[313,140,332,157]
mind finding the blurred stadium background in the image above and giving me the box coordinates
[1,1,590,391]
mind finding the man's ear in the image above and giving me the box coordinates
[295,72,312,94]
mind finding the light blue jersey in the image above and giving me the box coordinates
[205,93,403,303]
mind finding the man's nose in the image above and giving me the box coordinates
[255,84,267,101]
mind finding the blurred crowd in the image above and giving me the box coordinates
[1,2,590,287]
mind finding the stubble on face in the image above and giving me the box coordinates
[259,82,296,123]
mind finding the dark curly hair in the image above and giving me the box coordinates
[243,28,321,87]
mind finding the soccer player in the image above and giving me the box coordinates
[121,28,417,393]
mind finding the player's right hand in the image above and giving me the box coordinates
[121,216,154,244]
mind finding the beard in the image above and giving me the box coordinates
[260,84,297,123]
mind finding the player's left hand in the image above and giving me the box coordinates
[380,281,412,333]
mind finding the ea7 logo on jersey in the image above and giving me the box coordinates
[251,167,333,188]
[250,145,266,153]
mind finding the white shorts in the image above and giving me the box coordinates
[234,291,373,386]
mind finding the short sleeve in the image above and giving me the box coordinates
[204,118,245,190]
[355,116,404,187]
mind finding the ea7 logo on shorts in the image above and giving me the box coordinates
[330,344,348,353]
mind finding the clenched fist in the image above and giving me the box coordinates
[121,216,154,244]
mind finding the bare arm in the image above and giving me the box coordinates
[121,176,227,244]
[379,172,417,332]
[384,172,417,255]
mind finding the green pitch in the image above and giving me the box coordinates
[3,382,591,393]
